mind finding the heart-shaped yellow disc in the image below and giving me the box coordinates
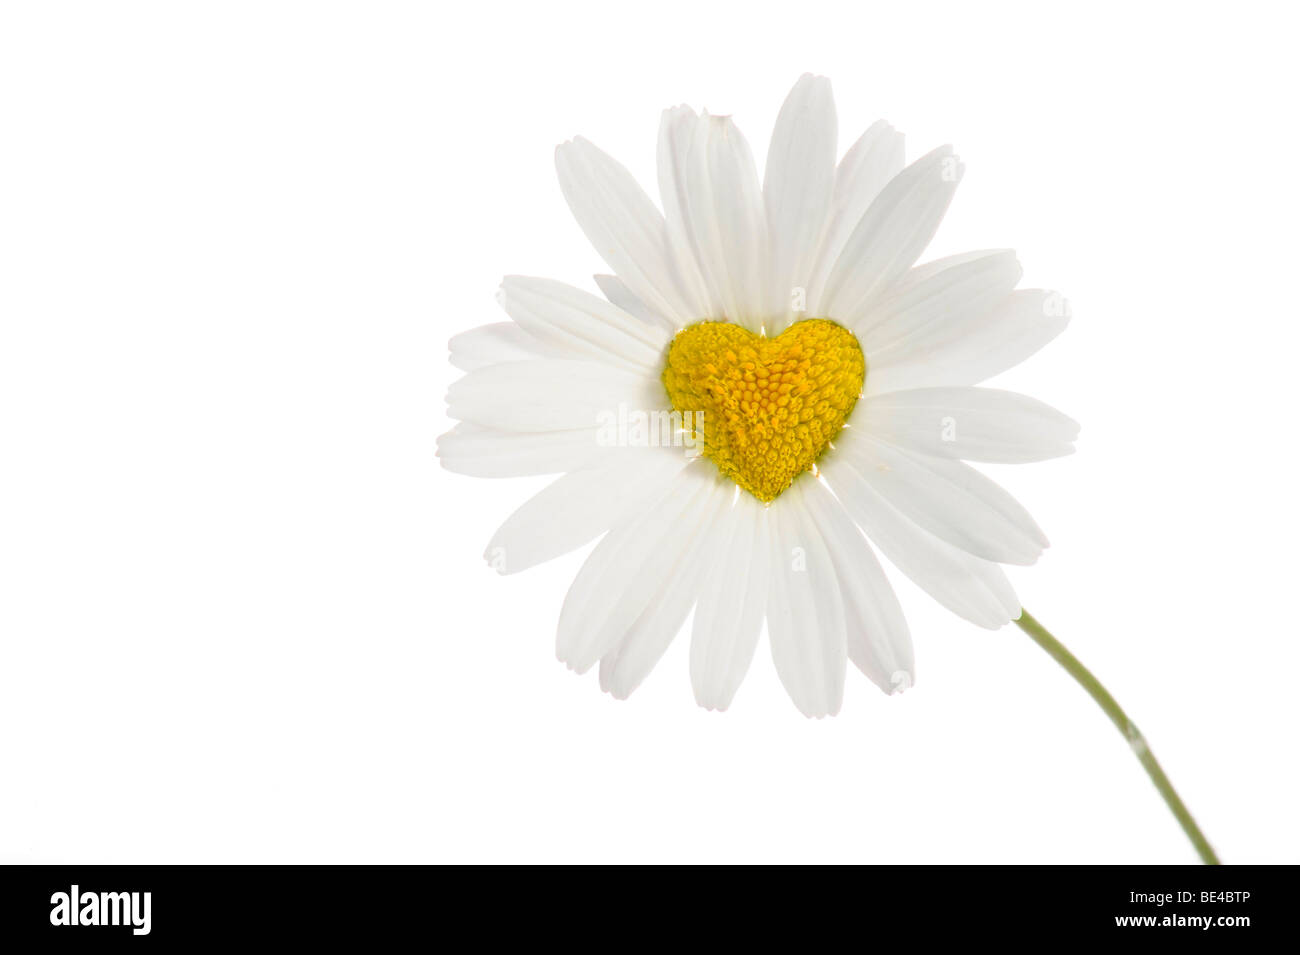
[662,319,865,502]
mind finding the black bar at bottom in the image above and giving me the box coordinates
[0,863,1289,943]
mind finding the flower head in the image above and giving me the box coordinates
[440,75,1077,716]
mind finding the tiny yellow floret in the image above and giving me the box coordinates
[662,319,865,502]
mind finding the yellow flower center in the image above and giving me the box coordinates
[662,319,865,502]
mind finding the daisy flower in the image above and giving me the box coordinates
[439,74,1079,718]
[439,75,1222,865]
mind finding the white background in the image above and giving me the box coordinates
[2,1,1297,864]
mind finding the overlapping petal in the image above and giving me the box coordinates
[764,73,837,331]
[819,145,964,326]
[820,451,1021,629]
[854,387,1079,463]
[445,359,661,432]
[436,423,605,478]
[690,489,769,710]
[766,481,848,718]
[485,448,692,574]
[800,478,913,693]
[657,108,771,330]
[556,135,703,326]
[556,462,717,673]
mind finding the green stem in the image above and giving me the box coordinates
[1015,609,1219,865]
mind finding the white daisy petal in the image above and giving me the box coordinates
[556,463,716,673]
[555,136,701,326]
[599,474,732,699]
[593,274,662,325]
[484,449,691,575]
[764,74,837,332]
[855,387,1079,463]
[855,249,1022,347]
[821,454,1020,629]
[657,106,722,321]
[866,288,1072,393]
[689,489,770,711]
[436,423,605,478]
[446,359,661,432]
[805,120,906,316]
[658,108,770,330]
[800,478,913,694]
[835,429,1048,565]
[448,322,564,372]
[766,482,848,718]
[820,145,963,325]
[497,276,668,372]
